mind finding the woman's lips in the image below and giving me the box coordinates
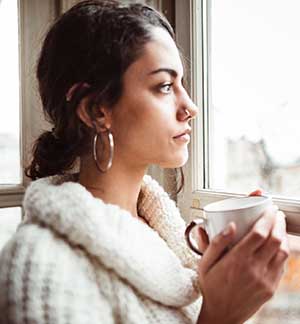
[173,128,191,143]
[173,133,190,142]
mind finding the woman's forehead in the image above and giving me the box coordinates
[125,28,183,80]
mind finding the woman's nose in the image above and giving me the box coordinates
[187,100,199,119]
[177,97,199,121]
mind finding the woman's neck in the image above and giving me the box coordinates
[79,156,147,219]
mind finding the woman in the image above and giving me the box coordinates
[0,1,289,323]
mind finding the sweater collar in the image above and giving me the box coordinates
[23,174,200,307]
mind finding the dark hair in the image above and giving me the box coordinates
[25,0,183,191]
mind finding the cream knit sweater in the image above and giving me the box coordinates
[0,174,202,324]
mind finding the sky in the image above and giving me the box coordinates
[1,0,300,167]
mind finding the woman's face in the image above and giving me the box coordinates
[110,27,198,169]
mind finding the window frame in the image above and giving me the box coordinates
[176,0,300,236]
[0,0,24,208]
[0,0,58,211]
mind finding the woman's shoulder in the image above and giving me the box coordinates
[23,173,87,214]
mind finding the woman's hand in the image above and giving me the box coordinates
[196,206,289,324]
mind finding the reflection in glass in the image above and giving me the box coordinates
[0,0,21,184]
[210,0,300,198]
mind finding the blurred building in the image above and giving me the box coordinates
[227,137,300,198]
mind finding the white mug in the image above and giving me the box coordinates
[185,196,272,255]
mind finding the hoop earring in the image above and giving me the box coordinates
[93,130,114,173]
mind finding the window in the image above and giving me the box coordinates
[0,0,21,185]
[0,0,57,249]
[0,0,23,250]
[179,0,300,234]
[174,0,300,322]
[210,0,300,199]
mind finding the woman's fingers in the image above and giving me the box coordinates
[269,241,289,270]
[233,206,277,256]
[199,222,236,274]
[268,213,290,270]
[254,211,287,265]
[259,213,289,298]
[266,241,289,292]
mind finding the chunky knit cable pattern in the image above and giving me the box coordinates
[0,174,202,324]
[138,177,200,271]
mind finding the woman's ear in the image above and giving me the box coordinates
[76,98,112,132]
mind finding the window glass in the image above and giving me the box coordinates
[0,0,21,185]
[0,207,21,250]
[210,0,300,198]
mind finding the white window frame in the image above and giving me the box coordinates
[0,0,57,211]
[176,0,300,236]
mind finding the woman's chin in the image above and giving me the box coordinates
[159,153,189,168]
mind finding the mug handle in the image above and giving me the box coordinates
[185,218,207,256]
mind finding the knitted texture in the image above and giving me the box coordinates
[0,174,202,324]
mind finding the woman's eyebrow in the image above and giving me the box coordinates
[148,68,178,78]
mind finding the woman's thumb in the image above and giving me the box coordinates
[199,222,236,274]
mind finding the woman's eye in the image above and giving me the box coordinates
[159,83,173,94]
